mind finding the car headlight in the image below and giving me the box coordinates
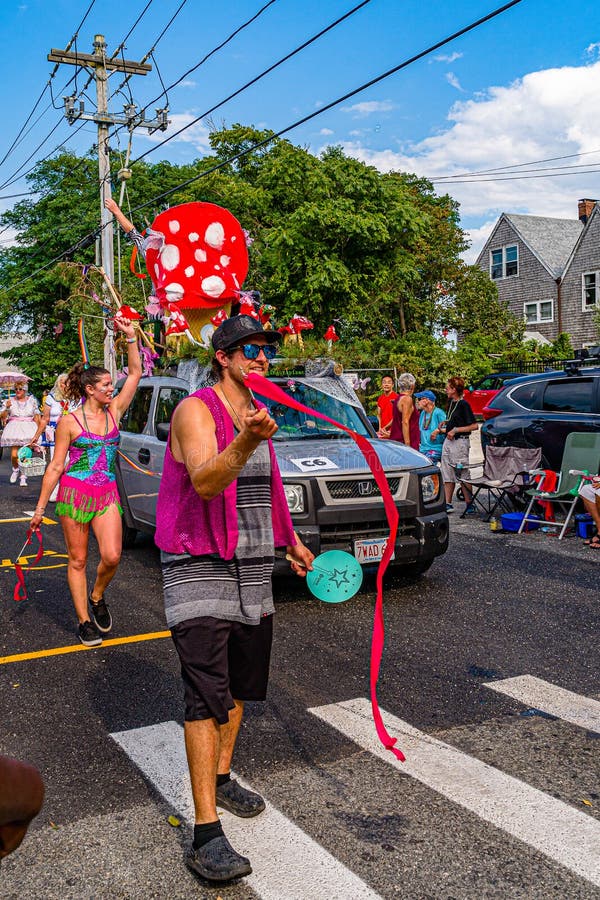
[284,483,305,513]
[421,474,440,503]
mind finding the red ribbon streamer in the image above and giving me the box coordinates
[13,529,44,602]
[246,373,405,762]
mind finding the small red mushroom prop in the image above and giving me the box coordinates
[323,324,339,350]
[210,308,228,327]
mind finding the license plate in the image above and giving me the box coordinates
[353,537,394,563]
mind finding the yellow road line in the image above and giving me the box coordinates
[0,630,171,665]
[0,515,57,525]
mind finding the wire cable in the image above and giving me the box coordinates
[430,149,600,182]
[110,0,156,60]
[131,0,523,206]
[131,0,371,164]
[0,0,524,296]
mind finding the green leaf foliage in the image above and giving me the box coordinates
[0,125,524,393]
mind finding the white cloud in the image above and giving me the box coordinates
[140,113,211,152]
[176,79,197,89]
[433,51,463,64]
[445,72,464,92]
[585,43,600,59]
[340,59,600,224]
[343,100,395,117]
[319,128,334,136]
[462,220,497,264]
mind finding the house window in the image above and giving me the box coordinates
[490,245,518,279]
[582,272,599,310]
[524,300,553,324]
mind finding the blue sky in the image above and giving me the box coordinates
[2,0,600,260]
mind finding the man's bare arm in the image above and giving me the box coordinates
[171,397,278,500]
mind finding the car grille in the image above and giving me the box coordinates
[324,476,401,501]
[320,520,417,542]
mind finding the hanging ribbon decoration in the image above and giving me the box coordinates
[117,449,162,478]
[13,529,44,602]
[245,372,405,762]
[77,318,92,369]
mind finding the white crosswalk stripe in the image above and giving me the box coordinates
[483,674,600,731]
[309,697,600,889]
[110,720,381,900]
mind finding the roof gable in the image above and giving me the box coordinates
[505,214,582,278]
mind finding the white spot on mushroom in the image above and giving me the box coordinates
[232,274,240,288]
[201,276,226,298]
[220,255,231,267]
[188,232,199,242]
[214,265,220,271]
[169,220,180,234]
[194,249,207,263]
[185,266,195,278]
[231,235,236,242]
[205,222,225,249]
[154,264,160,278]
[165,282,184,300]
[160,244,180,271]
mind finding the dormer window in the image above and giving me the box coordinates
[490,244,518,279]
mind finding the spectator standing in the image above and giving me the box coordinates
[414,391,445,462]
[389,372,420,450]
[438,377,478,513]
[0,380,41,487]
[376,375,398,439]
[155,315,314,884]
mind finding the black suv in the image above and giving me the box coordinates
[480,366,600,470]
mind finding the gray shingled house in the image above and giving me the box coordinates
[475,199,600,350]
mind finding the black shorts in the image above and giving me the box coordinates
[170,615,273,724]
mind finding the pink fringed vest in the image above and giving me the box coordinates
[155,387,295,559]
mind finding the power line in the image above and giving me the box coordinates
[131,0,523,208]
[432,167,600,185]
[131,0,371,165]
[133,0,277,110]
[0,0,97,171]
[0,0,524,297]
[430,149,600,183]
[110,0,156,60]
[108,0,190,104]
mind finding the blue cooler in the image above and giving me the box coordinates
[575,513,594,539]
[501,512,541,532]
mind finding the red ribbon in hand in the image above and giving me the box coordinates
[13,529,44,602]
[245,373,405,762]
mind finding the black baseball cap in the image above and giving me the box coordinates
[212,315,282,352]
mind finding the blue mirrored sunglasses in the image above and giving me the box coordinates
[228,343,278,360]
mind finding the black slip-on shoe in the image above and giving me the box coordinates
[89,595,112,633]
[216,778,266,818]
[78,620,102,647]
[185,836,252,883]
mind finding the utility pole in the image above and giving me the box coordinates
[48,35,169,375]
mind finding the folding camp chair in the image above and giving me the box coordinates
[458,446,542,520]
[519,432,600,540]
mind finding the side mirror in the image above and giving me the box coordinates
[156,422,170,442]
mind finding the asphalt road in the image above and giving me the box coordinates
[0,455,599,899]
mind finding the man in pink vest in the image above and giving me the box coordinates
[155,315,314,884]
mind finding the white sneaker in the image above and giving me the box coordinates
[10,468,19,484]
[19,474,27,487]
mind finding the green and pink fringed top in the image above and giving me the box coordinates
[55,409,122,523]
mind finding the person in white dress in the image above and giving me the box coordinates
[0,380,41,486]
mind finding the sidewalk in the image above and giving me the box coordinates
[447,502,597,561]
